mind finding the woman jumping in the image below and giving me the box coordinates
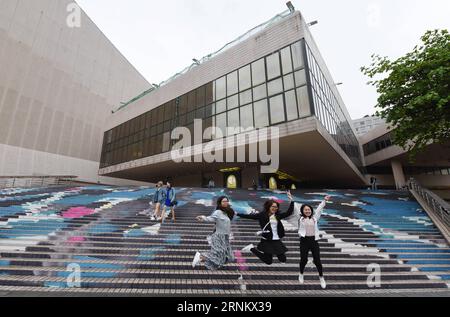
[192,196,235,270]
[238,191,294,265]
[287,195,331,289]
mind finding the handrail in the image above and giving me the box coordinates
[407,177,450,230]
[0,176,78,189]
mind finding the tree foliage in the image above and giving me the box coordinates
[361,29,450,160]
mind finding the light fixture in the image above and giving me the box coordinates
[192,58,200,65]
[335,82,343,86]
[307,20,318,27]
[286,1,295,13]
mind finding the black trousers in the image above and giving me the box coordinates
[251,248,286,265]
[300,236,323,276]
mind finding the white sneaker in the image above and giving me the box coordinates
[319,277,326,289]
[241,244,255,253]
[298,274,304,284]
[192,252,202,268]
[150,216,156,221]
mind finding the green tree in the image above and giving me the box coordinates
[361,29,450,160]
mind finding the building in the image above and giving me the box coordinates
[360,123,450,200]
[353,115,386,137]
[0,0,150,185]
[98,9,367,189]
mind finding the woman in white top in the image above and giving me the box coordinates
[287,195,331,289]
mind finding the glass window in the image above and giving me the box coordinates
[187,90,196,112]
[195,106,204,119]
[281,46,293,75]
[227,109,240,135]
[216,99,226,114]
[239,89,252,105]
[215,76,226,100]
[283,74,295,91]
[292,41,304,70]
[268,78,283,96]
[254,99,269,128]
[179,94,188,114]
[205,82,214,104]
[294,70,307,87]
[239,65,252,91]
[204,103,214,118]
[196,86,205,108]
[253,84,267,101]
[252,58,266,86]
[240,104,254,129]
[215,112,227,139]
[266,52,281,80]
[296,86,311,117]
[285,90,298,121]
[269,94,285,125]
[227,94,239,110]
[227,71,238,96]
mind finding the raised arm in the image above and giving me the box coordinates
[237,210,260,220]
[314,196,331,221]
[278,201,295,220]
[197,210,219,222]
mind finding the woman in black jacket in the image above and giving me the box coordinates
[238,192,294,265]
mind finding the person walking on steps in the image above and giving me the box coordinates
[238,191,295,265]
[151,181,166,221]
[162,182,177,223]
[285,195,331,289]
[192,196,236,270]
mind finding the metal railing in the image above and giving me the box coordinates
[0,176,78,189]
[408,178,450,229]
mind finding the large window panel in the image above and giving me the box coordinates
[292,41,304,70]
[294,69,307,87]
[239,65,252,91]
[268,78,283,96]
[253,84,267,101]
[296,86,311,117]
[240,104,254,129]
[283,74,295,91]
[196,85,205,108]
[269,94,286,125]
[227,94,239,110]
[215,76,226,100]
[254,99,269,128]
[215,112,227,139]
[266,52,281,80]
[216,99,226,114]
[205,82,214,104]
[252,58,266,86]
[239,89,252,105]
[227,109,240,135]
[187,90,196,112]
[281,46,293,75]
[285,90,298,121]
[227,71,238,96]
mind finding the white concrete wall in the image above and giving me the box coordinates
[0,0,150,184]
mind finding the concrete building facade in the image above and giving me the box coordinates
[98,10,366,189]
[353,115,386,137]
[0,0,151,185]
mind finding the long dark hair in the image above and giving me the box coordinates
[216,196,235,220]
[300,204,314,219]
[263,200,280,215]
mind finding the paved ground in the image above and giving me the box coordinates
[0,186,449,296]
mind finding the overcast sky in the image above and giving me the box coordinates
[76,0,450,120]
